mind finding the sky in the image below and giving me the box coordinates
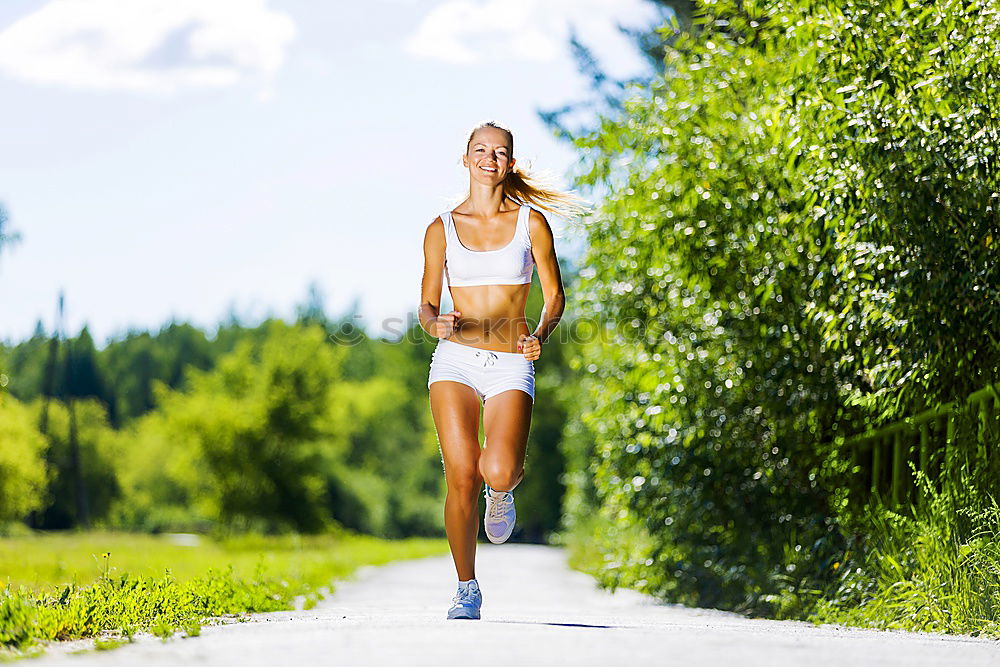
[0,0,665,348]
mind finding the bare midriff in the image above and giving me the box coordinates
[445,283,532,353]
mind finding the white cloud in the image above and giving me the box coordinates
[0,0,296,94]
[403,0,658,68]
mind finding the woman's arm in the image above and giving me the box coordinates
[519,209,565,358]
[419,217,460,338]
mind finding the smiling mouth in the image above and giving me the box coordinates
[479,166,498,173]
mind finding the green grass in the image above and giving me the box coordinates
[0,529,448,657]
[808,474,1000,638]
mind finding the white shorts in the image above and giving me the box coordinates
[427,338,535,403]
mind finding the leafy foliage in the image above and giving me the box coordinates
[26,398,118,530]
[162,321,344,532]
[2,297,572,540]
[559,0,1000,619]
[98,320,447,536]
[0,396,48,523]
[797,0,1000,417]
[563,0,845,611]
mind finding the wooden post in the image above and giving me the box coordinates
[995,395,1000,452]
[979,395,994,464]
[995,395,1000,442]
[871,438,881,496]
[945,413,955,491]
[919,422,929,506]
[892,431,903,507]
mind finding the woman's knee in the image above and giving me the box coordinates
[445,465,482,500]
[478,457,522,492]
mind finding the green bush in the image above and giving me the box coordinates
[0,395,48,523]
[563,0,845,611]
[559,0,1000,620]
[169,321,344,532]
[104,410,217,533]
[798,0,1000,423]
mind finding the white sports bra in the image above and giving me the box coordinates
[442,204,534,288]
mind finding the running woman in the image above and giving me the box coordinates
[419,120,587,620]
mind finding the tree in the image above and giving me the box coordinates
[28,396,117,529]
[294,280,331,329]
[163,321,345,532]
[0,395,48,523]
[557,0,1000,615]
[798,0,1000,418]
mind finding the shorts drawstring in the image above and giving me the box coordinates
[474,351,499,368]
[428,340,535,402]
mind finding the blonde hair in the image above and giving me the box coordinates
[464,120,591,219]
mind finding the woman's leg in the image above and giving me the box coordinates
[479,389,533,492]
[430,380,484,581]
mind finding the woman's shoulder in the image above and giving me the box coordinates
[424,215,447,244]
[525,206,551,238]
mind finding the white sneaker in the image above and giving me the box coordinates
[484,484,516,544]
[447,580,482,620]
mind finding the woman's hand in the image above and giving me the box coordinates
[432,310,461,338]
[517,334,541,361]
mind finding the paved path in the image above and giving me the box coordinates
[35,544,1000,666]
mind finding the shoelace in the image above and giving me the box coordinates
[452,585,479,605]
[474,350,499,367]
[486,490,513,522]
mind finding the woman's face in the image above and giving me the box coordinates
[463,127,515,185]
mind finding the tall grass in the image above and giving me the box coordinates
[561,465,1000,638]
[811,465,1000,637]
